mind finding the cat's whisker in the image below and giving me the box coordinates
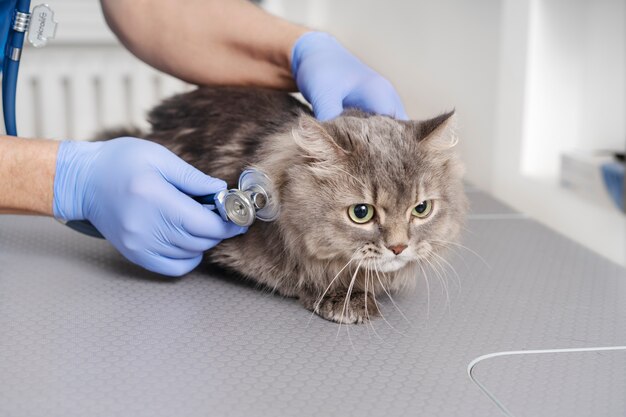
[427,251,452,313]
[428,254,453,313]
[307,253,358,328]
[427,250,452,293]
[363,261,371,319]
[416,260,431,321]
[422,253,450,309]
[421,252,444,295]
[430,239,490,269]
[312,253,357,314]
[372,261,408,336]
[373,259,410,329]
[365,260,392,340]
[363,261,372,339]
[339,258,361,326]
[428,241,472,276]
[365,262,398,342]
[364,260,382,341]
[430,250,462,294]
[337,258,363,352]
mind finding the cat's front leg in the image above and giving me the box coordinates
[299,290,380,324]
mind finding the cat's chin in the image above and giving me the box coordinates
[373,257,410,273]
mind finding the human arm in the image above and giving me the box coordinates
[0,136,58,215]
[100,0,407,120]
[100,0,306,90]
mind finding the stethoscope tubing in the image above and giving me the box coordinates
[3,0,31,137]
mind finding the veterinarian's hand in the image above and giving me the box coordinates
[291,31,408,121]
[53,137,246,276]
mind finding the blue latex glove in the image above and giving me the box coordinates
[53,138,246,276]
[291,31,408,121]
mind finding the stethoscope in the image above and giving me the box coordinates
[1,2,279,237]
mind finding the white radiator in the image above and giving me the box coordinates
[13,46,190,141]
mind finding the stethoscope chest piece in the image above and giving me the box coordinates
[214,189,256,227]
[238,169,279,222]
[212,168,279,227]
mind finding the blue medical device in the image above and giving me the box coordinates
[2,0,30,137]
[0,3,278,238]
[1,0,57,136]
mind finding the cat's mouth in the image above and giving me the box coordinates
[375,257,409,272]
[354,243,420,273]
[359,255,411,273]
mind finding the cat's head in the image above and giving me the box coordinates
[279,110,467,275]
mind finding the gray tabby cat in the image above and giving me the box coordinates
[138,86,467,324]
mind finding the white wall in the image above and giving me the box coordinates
[269,0,503,190]
[579,0,626,153]
[491,0,626,266]
[521,0,625,178]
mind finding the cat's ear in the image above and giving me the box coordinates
[292,116,348,160]
[414,111,458,151]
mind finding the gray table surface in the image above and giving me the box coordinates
[1,190,625,417]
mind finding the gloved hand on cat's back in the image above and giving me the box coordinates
[291,32,408,122]
[53,137,247,276]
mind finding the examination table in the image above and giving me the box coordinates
[1,189,625,417]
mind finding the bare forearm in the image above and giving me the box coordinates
[101,0,308,89]
[0,137,58,215]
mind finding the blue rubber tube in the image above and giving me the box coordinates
[2,0,31,136]
[2,54,20,135]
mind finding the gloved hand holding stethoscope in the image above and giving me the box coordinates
[54,138,257,276]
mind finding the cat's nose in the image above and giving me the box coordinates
[387,244,408,255]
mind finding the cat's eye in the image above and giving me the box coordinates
[348,204,375,224]
[412,200,433,218]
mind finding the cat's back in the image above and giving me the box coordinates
[147,86,310,182]
[148,86,309,140]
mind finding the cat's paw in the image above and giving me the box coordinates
[302,291,380,324]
